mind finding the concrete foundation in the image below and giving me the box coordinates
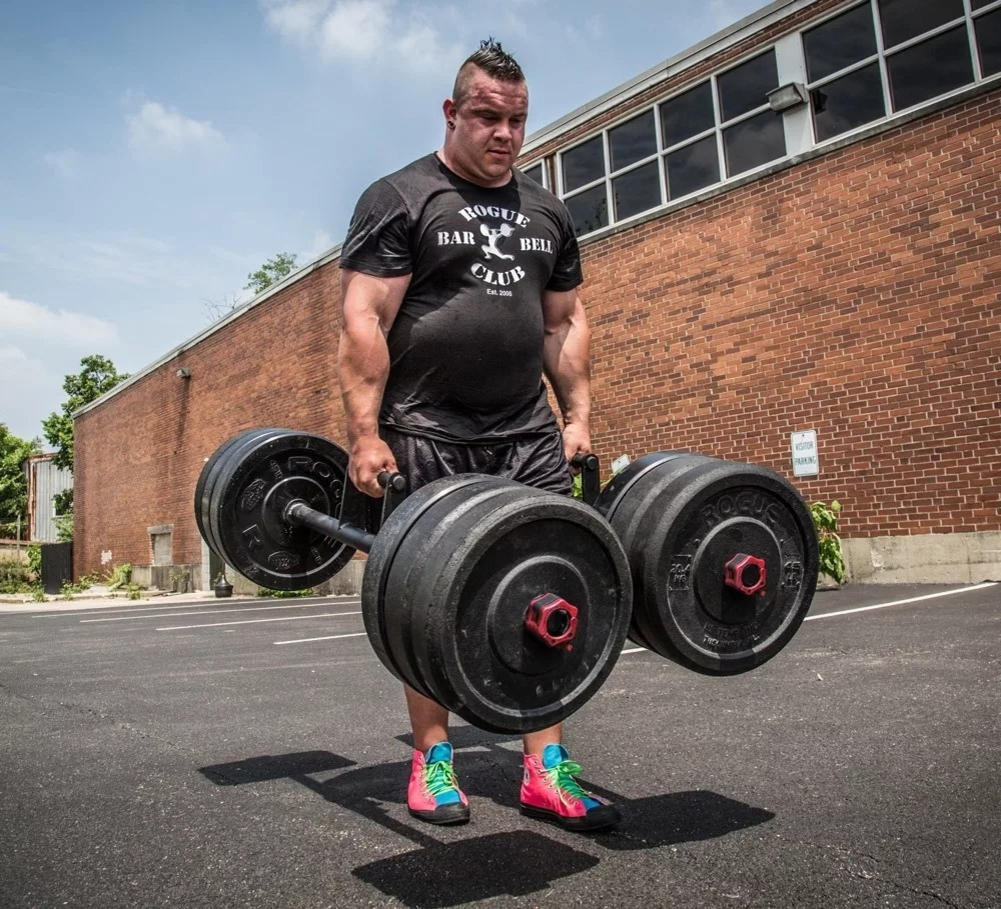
[226,558,367,597]
[843,531,1001,585]
[185,532,1001,596]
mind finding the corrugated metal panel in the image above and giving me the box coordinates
[27,456,73,543]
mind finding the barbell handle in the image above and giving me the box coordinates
[571,452,601,506]
[377,470,407,524]
[283,500,377,554]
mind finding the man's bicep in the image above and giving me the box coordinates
[341,270,410,334]
[542,286,584,331]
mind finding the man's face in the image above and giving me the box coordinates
[443,69,528,188]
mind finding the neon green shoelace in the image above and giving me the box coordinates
[424,759,460,798]
[547,760,591,802]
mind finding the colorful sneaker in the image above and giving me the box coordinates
[407,742,470,825]
[520,743,619,832]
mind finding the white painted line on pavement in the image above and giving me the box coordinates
[81,602,355,623]
[156,611,361,631]
[35,597,361,619]
[621,647,646,654]
[804,582,997,621]
[274,632,370,645]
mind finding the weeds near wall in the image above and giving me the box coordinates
[0,557,33,594]
[810,501,846,584]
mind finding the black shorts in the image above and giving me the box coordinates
[382,426,572,496]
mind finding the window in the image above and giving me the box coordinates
[558,49,784,236]
[613,161,661,221]
[723,110,786,177]
[522,162,546,187]
[561,135,604,193]
[665,135,720,200]
[803,3,877,83]
[812,63,885,142]
[660,82,715,147]
[609,110,657,170]
[149,525,173,567]
[886,26,974,111]
[878,0,964,50]
[804,0,994,143]
[660,83,720,198]
[976,7,1001,77]
[542,0,1000,238]
[565,184,609,236]
[717,51,778,120]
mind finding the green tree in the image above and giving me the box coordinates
[0,424,40,539]
[42,355,130,472]
[244,252,298,296]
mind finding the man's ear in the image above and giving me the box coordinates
[442,98,457,126]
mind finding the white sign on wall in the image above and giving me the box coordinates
[791,430,819,477]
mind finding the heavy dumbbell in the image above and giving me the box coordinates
[194,428,633,734]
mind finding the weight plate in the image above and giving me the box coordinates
[595,453,818,675]
[361,475,490,700]
[364,476,632,734]
[195,428,283,564]
[206,430,355,591]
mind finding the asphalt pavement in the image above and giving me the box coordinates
[1,581,999,909]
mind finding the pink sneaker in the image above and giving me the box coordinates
[407,742,470,825]
[520,744,619,832]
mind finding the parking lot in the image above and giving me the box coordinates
[1,581,998,909]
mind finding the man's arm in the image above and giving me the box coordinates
[541,287,592,461]
[337,268,410,497]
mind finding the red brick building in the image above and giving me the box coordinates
[74,0,1001,590]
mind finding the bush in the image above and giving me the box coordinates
[0,557,33,594]
[810,501,846,584]
[106,563,132,591]
[54,514,73,542]
[27,543,41,580]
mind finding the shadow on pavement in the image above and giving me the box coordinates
[198,747,775,853]
[590,790,775,850]
[198,750,357,785]
[351,829,599,908]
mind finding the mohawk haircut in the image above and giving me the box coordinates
[452,38,525,107]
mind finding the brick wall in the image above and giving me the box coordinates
[581,89,1001,539]
[73,88,1001,581]
[75,266,348,575]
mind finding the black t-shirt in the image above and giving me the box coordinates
[340,153,583,442]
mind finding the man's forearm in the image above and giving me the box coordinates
[544,320,591,429]
[337,329,390,445]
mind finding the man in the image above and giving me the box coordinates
[337,39,618,832]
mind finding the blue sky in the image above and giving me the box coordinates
[0,0,766,443]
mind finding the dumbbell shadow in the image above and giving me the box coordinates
[198,743,773,907]
[198,744,600,907]
[199,731,775,855]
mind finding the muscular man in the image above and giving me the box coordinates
[337,39,618,832]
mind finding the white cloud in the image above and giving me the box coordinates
[43,149,79,178]
[127,101,225,156]
[320,0,392,58]
[264,0,329,39]
[0,291,119,348]
[0,345,54,440]
[263,0,460,72]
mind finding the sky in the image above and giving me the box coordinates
[0,0,767,445]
